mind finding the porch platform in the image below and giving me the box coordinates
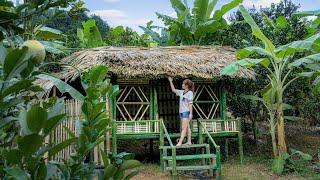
[115,131,239,140]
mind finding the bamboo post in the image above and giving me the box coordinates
[153,86,158,121]
[198,120,203,144]
[237,119,244,164]
[159,119,164,171]
[216,146,222,180]
[172,147,178,180]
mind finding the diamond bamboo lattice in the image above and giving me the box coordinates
[116,86,150,121]
[193,85,220,119]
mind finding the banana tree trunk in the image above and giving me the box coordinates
[270,120,278,157]
[276,102,287,154]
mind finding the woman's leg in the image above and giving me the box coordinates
[183,122,192,145]
[177,118,189,146]
[187,123,192,144]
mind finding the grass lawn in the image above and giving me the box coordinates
[126,123,320,179]
[131,155,319,180]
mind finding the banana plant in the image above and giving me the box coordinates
[221,5,320,156]
[292,9,320,92]
[139,21,170,46]
[77,19,103,48]
[156,0,243,45]
[241,90,277,156]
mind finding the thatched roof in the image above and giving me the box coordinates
[56,46,253,81]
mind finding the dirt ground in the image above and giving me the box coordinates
[122,123,320,179]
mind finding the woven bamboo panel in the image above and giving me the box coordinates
[116,121,160,134]
[48,99,109,165]
[116,85,150,121]
[49,99,81,161]
[193,119,239,133]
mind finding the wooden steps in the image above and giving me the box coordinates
[166,165,216,171]
[163,153,216,160]
[161,142,217,178]
[160,143,209,149]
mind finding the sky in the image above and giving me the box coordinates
[84,0,318,33]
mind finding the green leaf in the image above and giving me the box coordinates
[36,27,64,40]
[104,164,116,179]
[276,16,288,29]
[213,0,243,20]
[239,5,275,52]
[206,0,218,18]
[19,110,32,135]
[3,46,28,80]
[77,28,85,46]
[43,114,65,136]
[4,167,30,180]
[123,170,139,180]
[40,41,67,55]
[4,149,22,164]
[192,0,209,25]
[62,125,76,139]
[292,150,313,161]
[194,19,227,40]
[240,94,264,103]
[237,46,273,59]
[220,62,239,75]
[0,43,7,63]
[276,33,320,57]
[26,106,47,133]
[100,149,110,166]
[83,65,108,86]
[262,13,275,28]
[0,117,16,129]
[170,0,187,16]
[17,134,43,156]
[139,26,161,42]
[272,156,285,175]
[289,53,320,68]
[236,58,269,68]
[116,152,135,160]
[284,116,301,121]
[118,160,141,172]
[82,19,103,48]
[35,159,47,180]
[298,71,319,77]
[36,74,85,101]
[48,137,77,158]
[2,79,35,97]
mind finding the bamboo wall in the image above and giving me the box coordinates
[48,99,108,164]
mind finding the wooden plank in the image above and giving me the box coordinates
[160,144,209,149]
[163,154,216,160]
[166,165,217,171]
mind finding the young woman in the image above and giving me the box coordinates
[168,77,194,146]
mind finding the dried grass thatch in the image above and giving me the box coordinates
[55,46,253,81]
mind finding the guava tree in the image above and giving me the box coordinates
[156,0,243,45]
[221,5,320,156]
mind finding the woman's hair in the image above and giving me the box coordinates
[183,79,195,92]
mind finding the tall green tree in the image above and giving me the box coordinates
[156,0,243,45]
[105,26,149,47]
[221,5,320,156]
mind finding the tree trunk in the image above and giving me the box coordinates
[270,121,278,157]
[276,102,287,154]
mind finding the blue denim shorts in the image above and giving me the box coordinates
[179,111,190,119]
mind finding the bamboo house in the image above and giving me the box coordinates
[45,46,252,178]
